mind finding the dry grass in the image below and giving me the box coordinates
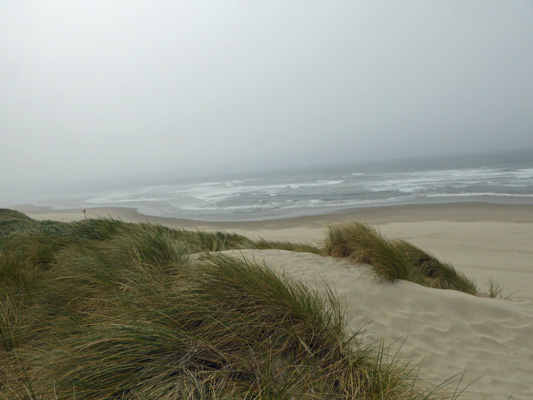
[0,210,465,399]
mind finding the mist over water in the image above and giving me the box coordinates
[22,150,533,221]
[1,2,532,204]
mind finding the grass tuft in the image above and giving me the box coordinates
[324,221,479,295]
[487,277,504,298]
[252,238,322,254]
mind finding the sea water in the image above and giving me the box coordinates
[39,150,533,221]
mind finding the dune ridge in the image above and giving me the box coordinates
[220,249,533,400]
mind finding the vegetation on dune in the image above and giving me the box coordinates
[0,209,34,243]
[0,209,475,398]
[252,238,322,254]
[324,221,479,295]
[0,209,32,224]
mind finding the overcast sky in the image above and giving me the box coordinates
[1,1,532,202]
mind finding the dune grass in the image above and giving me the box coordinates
[0,209,461,399]
[324,221,479,295]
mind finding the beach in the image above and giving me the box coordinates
[15,202,533,399]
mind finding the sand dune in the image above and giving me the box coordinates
[218,249,533,400]
[17,203,533,399]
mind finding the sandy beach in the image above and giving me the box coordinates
[14,202,533,399]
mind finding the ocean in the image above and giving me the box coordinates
[37,150,533,221]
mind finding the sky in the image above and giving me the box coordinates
[1,1,533,202]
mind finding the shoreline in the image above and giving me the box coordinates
[14,200,533,226]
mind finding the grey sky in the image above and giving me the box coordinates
[1,1,532,202]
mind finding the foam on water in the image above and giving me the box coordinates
[36,151,533,221]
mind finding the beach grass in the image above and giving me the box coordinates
[324,222,479,295]
[0,209,470,398]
